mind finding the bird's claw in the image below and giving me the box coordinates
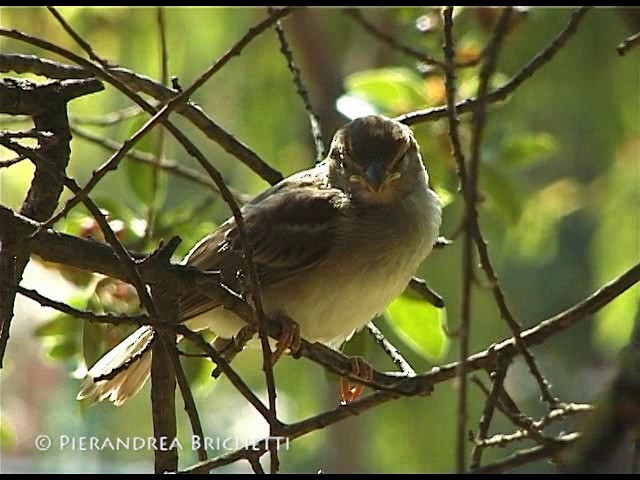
[270,314,301,365]
[340,356,374,404]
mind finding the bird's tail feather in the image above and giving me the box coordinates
[77,326,154,406]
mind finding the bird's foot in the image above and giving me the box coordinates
[269,313,301,365]
[340,356,374,404]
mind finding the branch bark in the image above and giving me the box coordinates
[0,76,103,367]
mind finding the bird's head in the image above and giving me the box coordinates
[327,115,426,204]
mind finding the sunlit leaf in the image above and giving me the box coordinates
[344,68,427,115]
[33,294,91,337]
[500,132,558,165]
[385,296,448,361]
[46,337,79,359]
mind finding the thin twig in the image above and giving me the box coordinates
[211,325,257,378]
[470,358,510,469]
[143,6,170,244]
[473,223,558,406]
[0,51,283,184]
[442,6,467,191]
[0,128,53,140]
[397,7,591,126]
[408,276,445,308]
[479,403,593,448]
[0,154,27,168]
[441,8,471,470]
[72,105,148,126]
[247,457,266,474]
[456,8,513,473]
[177,325,274,423]
[269,6,325,161]
[365,321,416,376]
[164,335,208,463]
[617,31,640,56]
[344,8,443,67]
[1,280,146,326]
[469,433,580,474]
[472,375,552,447]
[46,7,112,67]
[69,124,248,203]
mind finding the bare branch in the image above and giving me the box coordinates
[408,276,445,308]
[617,31,640,56]
[470,433,580,474]
[69,124,249,202]
[396,7,591,126]
[365,321,416,376]
[270,7,325,161]
[470,358,509,469]
[344,8,443,67]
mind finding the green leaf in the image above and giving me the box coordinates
[385,296,449,361]
[0,413,15,450]
[46,337,79,359]
[500,132,558,166]
[33,294,90,337]
[123,118,168,209]
[344,68,427,115]
[34,315,76,337]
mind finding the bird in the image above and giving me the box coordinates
[77,114,442,406]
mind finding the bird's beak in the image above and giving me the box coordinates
[363,162,387,192]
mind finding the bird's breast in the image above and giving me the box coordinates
[262,188,442,347]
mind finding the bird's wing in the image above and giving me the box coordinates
[178,179,347,321]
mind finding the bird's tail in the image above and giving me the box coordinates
[77,326,154,406]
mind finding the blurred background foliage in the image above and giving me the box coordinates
[0,6,638,473]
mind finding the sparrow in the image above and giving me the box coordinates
[78,114,442,406]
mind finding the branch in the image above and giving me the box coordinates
[617,31,640,56]
[69,124,249,202]
[408,276,445,308]
[344,8,443,67]
[479,403,593,448]
[2,280,146,326]
[270,6,325,161]
[456,7,514,472]
[470,357,509,469]
[0,50,283,185]
[396,7,591,126]
[0,76,102,367]
[365,321,416,376]
[470,433,580,474]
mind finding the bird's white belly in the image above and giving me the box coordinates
[186,236,433,349]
